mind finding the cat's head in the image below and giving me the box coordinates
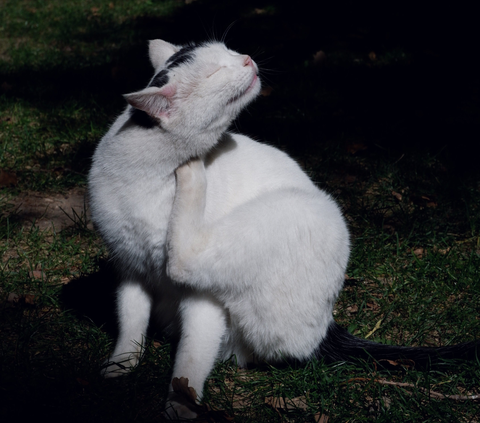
[124,40,261,149]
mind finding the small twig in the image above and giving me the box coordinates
[347,378,480,401]
[392,153,405,165]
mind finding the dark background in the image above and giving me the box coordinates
[106,0,480,169]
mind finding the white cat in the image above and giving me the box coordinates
[88,39,478,419]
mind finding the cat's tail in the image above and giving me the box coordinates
[315,322,479,369]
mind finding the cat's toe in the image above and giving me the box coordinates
[166,256,191,284]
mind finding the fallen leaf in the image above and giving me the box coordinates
[0,169,18,187]
[379,358,415,368]
[170,378,236,422]
[411,194,437,208]
[435,247,450,255]
[313,50,327,66]
[413,248,425,258]
[60,276,71,284]
[167,378,208,420]
[365,318,383,339]
[346,141,367,154]
[7,293,20,303]
[172,377,198,405]
[6,292,36,305]
[28,270,44,279]
[261,86,273,96]
[314,413,329,423]
[347,304,358,313]
[24,294,36,305]
[392,191,402,201]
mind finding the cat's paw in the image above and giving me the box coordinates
[166,255,190,284]
[101,355,139,378]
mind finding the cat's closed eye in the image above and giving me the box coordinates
[206,66,224,78]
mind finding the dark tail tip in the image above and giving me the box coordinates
[315,322,480,370]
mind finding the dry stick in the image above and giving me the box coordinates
[348,378,480,401]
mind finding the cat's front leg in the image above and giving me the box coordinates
[167,158,207,284]
[103,281,152,377]
[164,293,227,419]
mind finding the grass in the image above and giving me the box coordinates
[1,0,479,422]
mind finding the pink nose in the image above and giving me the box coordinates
[243,55,252,67]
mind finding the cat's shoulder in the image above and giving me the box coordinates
[210,132,296,162]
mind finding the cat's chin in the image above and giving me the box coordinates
[227,73,261,107]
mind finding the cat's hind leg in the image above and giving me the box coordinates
[103,281,152,377]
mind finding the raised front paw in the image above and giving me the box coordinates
[166,255,190,284]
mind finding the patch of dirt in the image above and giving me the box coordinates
[7,187,92,232]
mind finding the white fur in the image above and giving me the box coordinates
[88,40,350,417]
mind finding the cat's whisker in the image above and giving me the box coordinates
[257,64,284,75]
[221,20,237,44]
[250,47,264,59]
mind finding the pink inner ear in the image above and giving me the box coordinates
[160,84,176,98]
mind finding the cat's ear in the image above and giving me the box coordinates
[124,84,177,118]
[148,40,180,69]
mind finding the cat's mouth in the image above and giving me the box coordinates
[227,73,259,105]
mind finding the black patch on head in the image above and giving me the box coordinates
[129,107,157,129]
[149,69,169,88]
[166,43,198,70]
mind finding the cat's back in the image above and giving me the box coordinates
[203,132,327,219]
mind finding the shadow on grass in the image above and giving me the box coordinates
[61,259,118,337]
